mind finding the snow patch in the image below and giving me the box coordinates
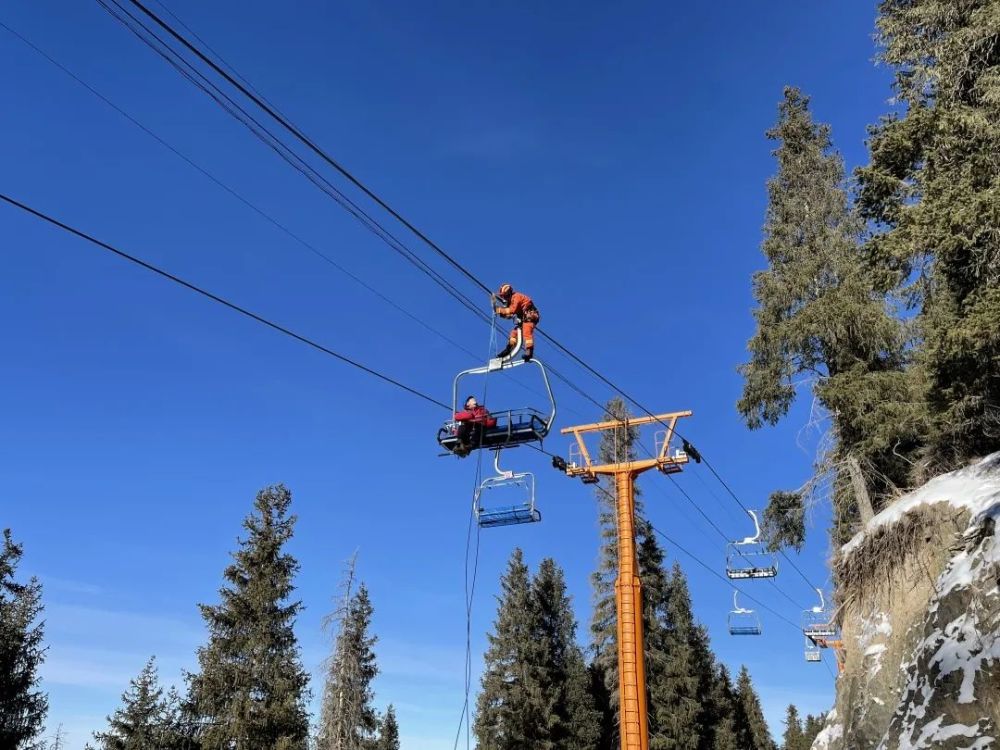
[842,453,1000,556]
[865,643,888,677]
[897,715,989,750]
[812,721,843,750]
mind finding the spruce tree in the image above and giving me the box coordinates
[316,583,379,750]
[734,666,775,750]
[802,713,825,747]
[705,665,738,750]
[532,558,601,749]
[0,529,47,750]
[93,658,184,750]
[474,548,543,749]
[780,704,808,750]
[589,397,673,747]
[856,0,1000,470]
[649,564,703,750]
[187,485,310,750]
[738,87,921,543]
[375,705,399,750]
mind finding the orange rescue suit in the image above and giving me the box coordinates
[495,292,540,352]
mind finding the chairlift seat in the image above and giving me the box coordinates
[438,408,550,455]
[804,650,822,662]
[477,503,542,528]
[725,542,778,580]
[803,623,838,638]
[729,624,762,636]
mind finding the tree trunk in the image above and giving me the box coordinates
[846,455,875,524]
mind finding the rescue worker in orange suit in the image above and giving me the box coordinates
[493,284,540,361]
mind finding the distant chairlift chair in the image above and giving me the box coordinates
[725,510,778,580]
[802,588,838,640]
[474,450,542,529]
[727,590,762,636]
[804,636,823,663]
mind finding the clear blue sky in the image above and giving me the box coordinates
[2,1,890,747]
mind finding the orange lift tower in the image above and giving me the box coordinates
[557,410,693,750]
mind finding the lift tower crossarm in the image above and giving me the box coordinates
[561,411,692,479]
[559,409,692,750]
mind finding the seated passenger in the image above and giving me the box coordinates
[453,396,496,456]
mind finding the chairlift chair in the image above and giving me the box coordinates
[725,510,778,580]
[801,588,838,639]
[804,636,822,663]
[473,450,542,529]
[437,330,556,456]
[727,591,762,636]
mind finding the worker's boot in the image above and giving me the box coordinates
[496,343,513,359]
[522,348,534,362]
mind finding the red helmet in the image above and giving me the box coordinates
[497,283,513,300]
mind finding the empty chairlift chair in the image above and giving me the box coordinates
[725,510,777,580]
[473,450,542,529]
[802,588,838,640]
[804,635,823,663]
[437,343,556,456]
[727,591,762,636]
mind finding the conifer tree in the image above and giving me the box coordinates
[734,666,775,750]
[649,564,703,750]
[316,582,379,750]
[532,558,601,749]
[475,548,542,749]
[705,665,738,750]
[589,397,673,746]
[780,704,808,750]
[187,485,310,750]
[92,658,184,750]
[802,713,825,747]
[856,0,1000,470]
[375,705,399,750]
[738,86,920,543]
[0,529,47,750]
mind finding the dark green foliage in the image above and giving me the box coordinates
[588,663,616,750]
[649,564,703,750]
[475,549,543,749]
[802,713,826,746]
[705,665,738,750]
[0,529,47,750]
[780,704,810,750]
[187,485,310,750]
[533,559,602,748]
[316,583,380,750]
[856,0,1000,470]
[92,658,186,750]
[734,666,775,750]
[375,705,399,750]
[762,490,806,552]
[475,550,601,750]
[739,86,921,544]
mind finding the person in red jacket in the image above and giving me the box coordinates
[453,395,497,456]
[494,283,540,361]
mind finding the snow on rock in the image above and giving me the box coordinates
[842,453,1000,556]
[813,719,844,750]
[818,456,1000,749]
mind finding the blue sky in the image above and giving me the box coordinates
[2,1,891,747]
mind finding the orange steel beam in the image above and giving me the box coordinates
[560,410,692,750]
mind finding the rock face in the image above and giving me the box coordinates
[814,454,1000,750]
